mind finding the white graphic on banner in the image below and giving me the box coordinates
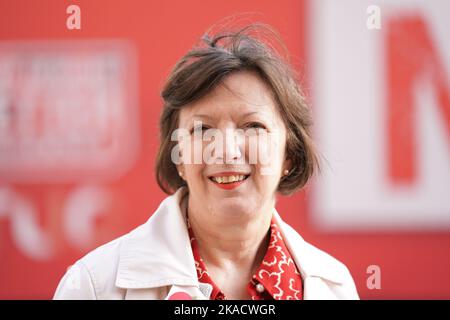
[310,0,450,230]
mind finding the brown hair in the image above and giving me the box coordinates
[155,23,320,196]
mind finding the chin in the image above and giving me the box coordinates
[214,200,256,218]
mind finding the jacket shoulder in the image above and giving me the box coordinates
[54,227,139,299]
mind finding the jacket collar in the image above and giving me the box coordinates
[115,187,346,289]
[273,213,349,284]
[116,187,197,289]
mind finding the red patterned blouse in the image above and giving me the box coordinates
[187,216,303,300]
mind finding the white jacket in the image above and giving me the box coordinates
[54,187,359,300]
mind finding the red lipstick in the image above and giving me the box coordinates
[208,172,250,190]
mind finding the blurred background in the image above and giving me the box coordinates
[0,0,449,299]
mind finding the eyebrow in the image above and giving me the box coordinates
[192,114,213,120]
[192,111,262,119]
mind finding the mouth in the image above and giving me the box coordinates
[207,173,251,190]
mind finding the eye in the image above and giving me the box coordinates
[245,122,267,130]
[190,125,210,134]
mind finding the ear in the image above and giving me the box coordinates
[176,164,185,180]
[283,158,293,172]
[175,138,185,180]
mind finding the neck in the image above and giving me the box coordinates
[186,198,273,272]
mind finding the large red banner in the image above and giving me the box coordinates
[0,0,449,299]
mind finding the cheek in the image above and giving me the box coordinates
[184,164,206,186]
[178,138,204,165]
[246,133,285,174]
[179,139,204,188]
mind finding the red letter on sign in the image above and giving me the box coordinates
[386,16,450,184]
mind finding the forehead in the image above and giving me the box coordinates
[179,71,280,123]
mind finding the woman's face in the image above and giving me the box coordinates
[177,71,290,221]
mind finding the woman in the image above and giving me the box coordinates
[54,24,359,300]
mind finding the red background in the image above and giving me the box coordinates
[0,0,449,299]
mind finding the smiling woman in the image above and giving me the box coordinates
[53,23,359,300]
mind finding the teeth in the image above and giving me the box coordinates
[211,175,247,184]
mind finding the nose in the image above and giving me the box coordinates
[214,127,244,164]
